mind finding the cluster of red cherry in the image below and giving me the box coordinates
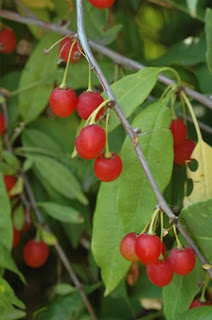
[170,118,195,166]
[120,231,196,287]
[3,175,49,268]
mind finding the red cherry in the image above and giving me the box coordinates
[120,232,139,262]
[3,175,16,199]
[174,139,195,166]
[169,247,196,275]
[77,91,104,120]
[75,125,106,160]
[12,227,21,248]
[59,37,81,63]
[94,152,123,182]
[135,233,162,265]
[89,0,115,9]
[189,299,212,309]
[162,242,166,257]
[146,258,173,287]
[0,113,5,136]
[170,118,187,146]
[0,26,16,54]
[49,87,77,118]
[22,209,32,232]
[23,239,49,268]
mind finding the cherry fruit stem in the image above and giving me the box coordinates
[200,273,210,303]
[173,224,183,249]
[59,39,77,89]
[148,207,160,235]
[104,113,112,158]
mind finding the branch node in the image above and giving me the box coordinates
[106,100,115,109]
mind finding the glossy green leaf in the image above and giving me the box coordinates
[163,259,203,320]
[0,244,25,283]
[0,309,26,320]
[38,202,84,223]
[13,205,25,231]
[108,67,160,132]
[2,151,19,170]
[0,277,25,310]
[41,229,57,246]
[118,101,173,232]
[55,283,77,296]
[30,155,88,205]
[179,307,212,320]
[205,8,212,74]
[92,180,130,296]
[36,292,84,320]
[18,32,59,123]
[179,198,212,262]
[186,0,198,18]
[0,174,12,249]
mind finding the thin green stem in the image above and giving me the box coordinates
[160,84,173,101]
[86,99,110,126]
[200,273,210,303]
[59,39,77,88]
[47,33,72,54]
[114,64,119,82]
[35,226,42,242]
[87,64,92,92]
[160,212,163,242]
[173,224,183,249]
[180,93,187,126]
[171,94,177,120]
[10,124,25,145]
[159,67,182,87]
[104,113,112,158]
[148,207,160,235]
[181,91,202,141]
[10,81,41,97]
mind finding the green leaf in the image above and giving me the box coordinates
[0,174,12,249]
[0,244,25,283]
[163,259,203,320]
[0,309,26,320]
[22,158,34,172]
[205,8,212,74]
[13,205,25,231]
[18,32,59,123]
[36,292,84,320]
[92,180,130,296]
[186,0,198,18]
[118,101,173,232]
[107,67,160,132]
[30,155,88,205]
[9,176,24,197]
[41,229,57,246]
[179,307,212,320]
[55,283,77,296]
[0,277,25,310]
[179,198,212,262]
[0,163,15,175]
[37,202,84,223]
[2,151,20,170]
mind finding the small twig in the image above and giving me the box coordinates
[0,9,212,109]
[14,0,37,19]
[76,0,212,280]
[1,97,97,320]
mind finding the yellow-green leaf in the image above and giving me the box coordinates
[183,140,212,207]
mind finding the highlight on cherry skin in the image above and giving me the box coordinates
[94,152,123,182]
[0,26,17,54]
[169,246,196,276]
[120,232,139,262]
[75,125,106,160]
[77,91,104,120]
[49,86,78,118]
[59,37,82,63]
[135,233,162,265]
[88,0,115,9]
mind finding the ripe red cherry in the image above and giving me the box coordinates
[162,242,166,257]
[75,125,106,160]
[170,118,187,146]
[3,175,16,199]
[89,0,115,9]
[49,87,77,117]
[0,113,5,136]
[59,37,81,63]
[120,232,139,262]
[77,91,104,120]
[0,26,16,54]
[174,139,195,166]
[146,258,173,287]
[169,247,196,275]
[189,299,212,309]
[23,239,49,268]
[12,227,21,248]
[94,152,123,182]
[135,233,162,265]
